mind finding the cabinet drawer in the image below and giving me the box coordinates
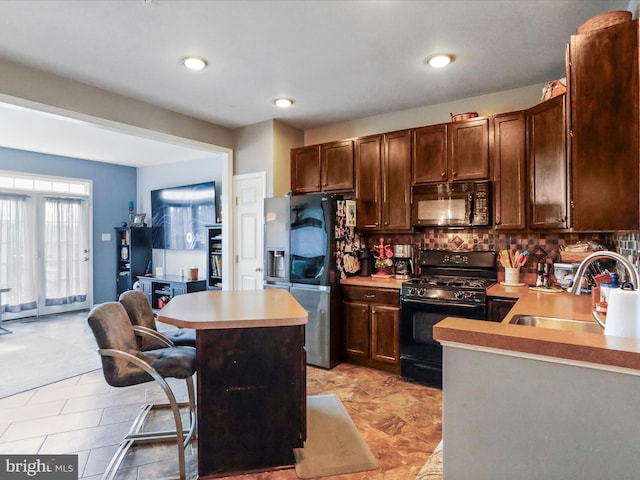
[342,286,399,305]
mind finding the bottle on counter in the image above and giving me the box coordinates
[536,262,544,287]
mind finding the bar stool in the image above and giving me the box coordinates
[119,290,196,349]
[87,302,197,480]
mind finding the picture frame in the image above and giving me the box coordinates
[130,213,146,227]
[345,200,356,227]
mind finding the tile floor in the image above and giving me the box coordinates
[0,314,443,480]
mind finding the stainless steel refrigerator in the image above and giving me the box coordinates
[289,193,342,369]
[263,196,290,290]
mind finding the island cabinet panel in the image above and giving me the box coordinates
[492,112,526,230]
[342,285,400,373]
[568,20,639,231]
[447,117,491,181]
[412,124,448,184]
[321,139,354,191]
[196,325,306,477]
[355,131,412,232]
[527,95,568,230]
[290,145,321,193]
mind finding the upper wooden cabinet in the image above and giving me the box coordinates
[527,95,568,230]
[492,112,526,230]
[412,124,448,184]
[447,117,491,181]
[290,140,354,194]
[568,20,639,232]
[355,131,412,232]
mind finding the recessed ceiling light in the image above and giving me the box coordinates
[426,54,452,68]
[274,98,294,108]
[182,57,208,71]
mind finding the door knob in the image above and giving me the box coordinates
[255,266,263,272]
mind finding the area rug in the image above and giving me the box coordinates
[0,311,100,398]
[294,393,378,479]
[416,439,443,480]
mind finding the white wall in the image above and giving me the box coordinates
[137,156,225,278]
[304,82,546,145]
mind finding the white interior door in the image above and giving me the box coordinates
[233,173,265,290]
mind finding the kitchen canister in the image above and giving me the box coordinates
[604,288,640,338]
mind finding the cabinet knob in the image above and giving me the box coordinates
[451,171,457,177]
[365,293,376,299]
[440,171,446,177]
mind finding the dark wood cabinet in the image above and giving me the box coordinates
[527,95,568,230]
[291,141,354,194]
[321,140,354,191]
[487,297,517,322]
[492,112,526,230]
[383,130,412,231]
[290,145,321,193]
[355,131,411,232]
[447,117,491,181]
[412,124,448,184]
[342,285,400,373]
[355,135,382,230]
[115,227,151,298]
[568,20,639,232]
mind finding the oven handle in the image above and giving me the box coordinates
[401,297,484,310]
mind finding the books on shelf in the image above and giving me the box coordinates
[210,254,222,277]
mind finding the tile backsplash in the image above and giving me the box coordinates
[364,230,640,278]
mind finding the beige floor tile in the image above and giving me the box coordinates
[29,380,111,404]
[0,435,45,454]
[2,408,104,442]
[0,399,65,424]
[39,421,129,454]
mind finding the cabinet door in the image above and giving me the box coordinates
[528,95,568,230]
[321,140,354,191]
[343,301,370,359]
[355,135,383,230]
[487,297,517,322]
[569,20,639,231]
[493,112,526,230]
[448,117,490,181]
[291,145,321,193]
[370,304,400,364]
[383,130,412,231]
[412,124,447,184]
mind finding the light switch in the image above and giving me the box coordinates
[101,233,111,241]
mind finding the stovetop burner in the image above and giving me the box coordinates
[405,275,495,289]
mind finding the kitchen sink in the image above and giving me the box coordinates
[509,315,602,334]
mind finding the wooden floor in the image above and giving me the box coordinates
[0,362,442,479]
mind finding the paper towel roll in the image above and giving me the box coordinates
[605,288,640,338]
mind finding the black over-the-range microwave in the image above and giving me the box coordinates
[411,181,491,227]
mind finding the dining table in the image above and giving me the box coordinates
[157,289,308,479]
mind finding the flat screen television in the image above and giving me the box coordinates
[151,181,216,250]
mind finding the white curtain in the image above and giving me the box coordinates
[44,197,88,305]
[0,194,37,314]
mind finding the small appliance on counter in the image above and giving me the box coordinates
[393,244,414,279]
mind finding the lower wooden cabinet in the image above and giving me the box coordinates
[342,285,400,373]
[487,297,517,322]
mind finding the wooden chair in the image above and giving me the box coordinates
[87,302,197,480]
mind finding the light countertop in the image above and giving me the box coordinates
[157,289,308,330]
[435,284,640,371]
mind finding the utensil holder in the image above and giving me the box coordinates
[505,268,520,284]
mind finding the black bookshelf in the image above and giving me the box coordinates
[115,227,152,298]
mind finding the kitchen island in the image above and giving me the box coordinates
[158,289,308,479]
[434,285,640,479]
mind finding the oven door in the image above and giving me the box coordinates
[400,297,486,387]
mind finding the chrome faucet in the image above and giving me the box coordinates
[569,251,639,295]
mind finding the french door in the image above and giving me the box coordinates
[0,184,90,320]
